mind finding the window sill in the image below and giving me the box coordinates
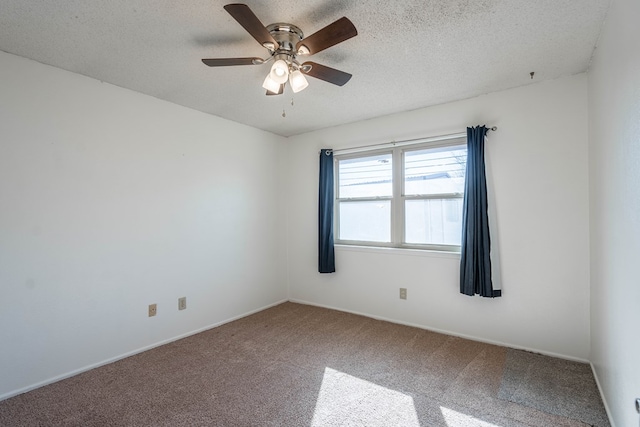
[334,244,461,259]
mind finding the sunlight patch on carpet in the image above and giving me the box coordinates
[311,367,420,427]
[440,407,503,427]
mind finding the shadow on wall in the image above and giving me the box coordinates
[485,141,503,292]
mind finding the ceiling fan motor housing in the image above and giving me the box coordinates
[266,23,304,64]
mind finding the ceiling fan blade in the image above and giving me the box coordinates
[296,17,357,55]
[301,62,352,86]
[266,84,284,96]
[202,57,262,67]
[224,4,279,50]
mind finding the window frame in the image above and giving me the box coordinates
[334,137,467,252]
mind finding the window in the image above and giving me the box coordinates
[335,138,467,251]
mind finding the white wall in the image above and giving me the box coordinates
[588,0,640,424]
[286,75,591,361]
[0,52,288,399]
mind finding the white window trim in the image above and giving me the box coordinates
[332,132,467,156]
[334,243,462,259]
[334,136,467,252]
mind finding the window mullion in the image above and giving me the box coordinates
[392,147,403,246]
[404,193,464,200]
[337,196,393,202]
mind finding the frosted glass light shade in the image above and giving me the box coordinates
[262,75,280,93]
[289,70,309,93]
[270,59,289,84]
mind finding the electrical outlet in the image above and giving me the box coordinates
[148,303,157,317]
[178,297,187,311]
[399,288,407,300]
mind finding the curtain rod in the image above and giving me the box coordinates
[324,126,497,156]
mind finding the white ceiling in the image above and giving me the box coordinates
[0,0,610,137]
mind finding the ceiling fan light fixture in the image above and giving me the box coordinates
[289,69,309,93]
[202,5,358,98]
[270,59,289,84]
[262,74,281,93]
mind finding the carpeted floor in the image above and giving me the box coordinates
[0,302,609,426]
[498,349,609,426]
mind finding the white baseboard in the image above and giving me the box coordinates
[590,362,616,427]
[288,298,590,363]
[2,297,597,405]
[0,298,288,402]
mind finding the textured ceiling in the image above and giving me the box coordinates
[0,0,610,137]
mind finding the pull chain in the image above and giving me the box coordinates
[282,98,295,118]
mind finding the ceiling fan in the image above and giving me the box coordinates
[202,3,357,95]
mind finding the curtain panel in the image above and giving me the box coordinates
[460,126,501,297]
[318,149,335,273]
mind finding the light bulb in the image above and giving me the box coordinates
[262,74,281,94]
[289,70,309,93]
[270,59,289,84]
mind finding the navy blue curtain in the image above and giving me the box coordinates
[318,149,335,273]
[460,126,500,297]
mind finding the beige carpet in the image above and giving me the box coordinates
[0,302,608,426]
[499,349,609,426]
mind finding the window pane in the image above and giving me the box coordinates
[339,200,390,242]
[405,198,463,245]
[404,145,466,196]
[338,154,392,198]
